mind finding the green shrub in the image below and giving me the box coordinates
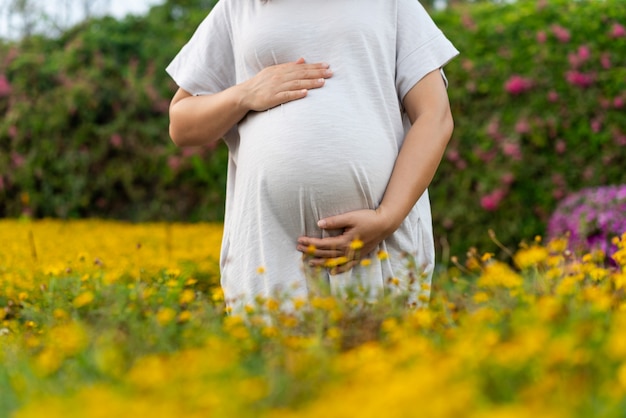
[432,0,626,256]
[0,0,226,221]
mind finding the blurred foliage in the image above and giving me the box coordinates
[432,0,626,257]
[0,0,625,257]
[0,0,225,221]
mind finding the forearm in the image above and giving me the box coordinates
[169,85,249,147]
[377,108,453,234]
[168,58,333,148]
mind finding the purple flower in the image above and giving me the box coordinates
[548,185,626,257]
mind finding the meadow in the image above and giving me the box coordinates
[2,219,626,417]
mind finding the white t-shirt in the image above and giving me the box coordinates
[166,0,459,306]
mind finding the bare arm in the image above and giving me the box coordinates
[297,69,453,271]
[169,58,333,147]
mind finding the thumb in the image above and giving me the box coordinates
[318,213,352,230]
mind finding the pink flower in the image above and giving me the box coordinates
[462,59,474,72]
[182,147,201,158]
[568,53,581,69]
[8,125,18,139]
[611,23,626,38]
[476,148,497,164]
[462,14,477,31]
[0,74,11,97]
[505,75,532,95]
[515,119,530,134]
[168,156,182,172]
[501,172,515,185]
[110,133,123,148]
[614,97,624,109]
[555,139,567,154]
[551,24,571,43]
[501,141,522,161]
[551,173,565,187]
[4,47,18,66]
[614,133,626,146]
[566,71,594,88]
[591,118,602,133]
[481,189,506,211]
[446,149,460,163]
[536,31,547,43]
[486,119,502,140]
[577,45,591,61]
[553,188,565,200]
[601,53,612,70]
[547,90,559,103]
[11,152,25,168]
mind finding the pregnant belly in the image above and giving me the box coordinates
[236,100,398,227]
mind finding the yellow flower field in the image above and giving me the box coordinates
[2,219,626,417]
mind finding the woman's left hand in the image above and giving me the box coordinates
[296,209,395,274]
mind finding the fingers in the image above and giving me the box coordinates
[247,60,332,111]
[305,256,358,275]
[297,236,347,253]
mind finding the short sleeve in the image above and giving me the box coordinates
[166,1,235,96]
[395,0,459,101]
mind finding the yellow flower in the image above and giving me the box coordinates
[556,276,578,296]
[266,298,280,312]
[177,311,192,322]
[477,261,523,289]
[293,298,307,310]
[34,348,63,376]
[377,250,388,261]
[211,287,224,302]
[53,309,68,321]
[256,266,266,274]
[165,268,180,278]
[178,289,195,305]
[360,258,372,267]
[326,327,341,340]
[324,256,349,268]
[388,277,400,287]
[514,245,549,269]
[613,272,626,290]
[261,326,278,338]
[49,322,88,357]
[156,307,176,326]
[618,363,626,391]
[73,291,95,309]
[473,291,490,304]
[547,237,568,253]
[349,239,364,250]
[588,267,608,282]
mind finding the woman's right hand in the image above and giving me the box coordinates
[239,57,333,112]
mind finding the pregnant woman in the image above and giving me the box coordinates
[166,0,459,308]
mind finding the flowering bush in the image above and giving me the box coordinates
[3,220,626,417]
[432,0,626,256]
[547,185,626,256]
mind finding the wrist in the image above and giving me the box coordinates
[375,205,403,238]
[230,82,253,114]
